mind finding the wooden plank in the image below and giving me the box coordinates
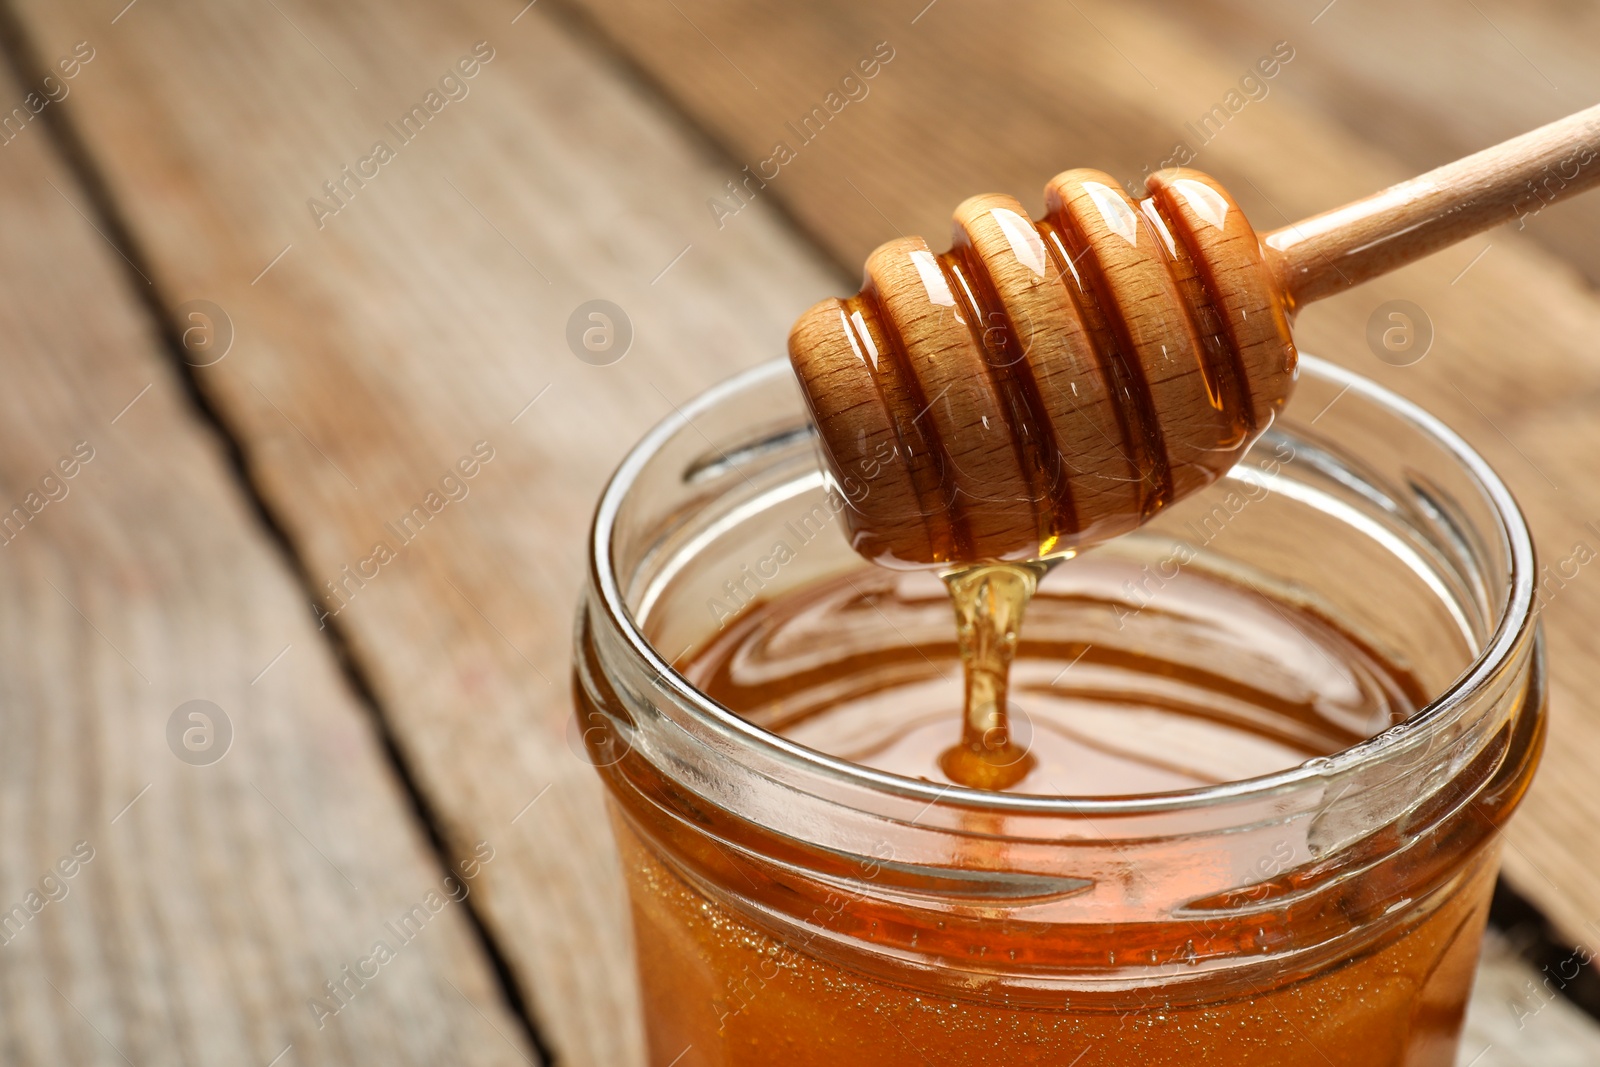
[0,47,532,1067]
[1463,931,1600,1066]
[555,0,1600,964]
[0,2,842,1065]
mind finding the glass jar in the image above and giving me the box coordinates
[574,356,1544,1067]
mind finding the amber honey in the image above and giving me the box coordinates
[586,560,1542,1066]
[614,817,1499,1067]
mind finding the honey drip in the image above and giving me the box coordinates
[937,560,1053,790]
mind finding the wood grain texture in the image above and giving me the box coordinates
[863,234,1044,556]
[788,295,947,564]
[560,0,1600,998]
[2,0,841,1064]
[953,191,1141,542]
[0,47,532,1067]
[1046,168,1230,501]
[1144,168,1295,423]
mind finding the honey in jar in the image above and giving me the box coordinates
[575,358,1544,1067]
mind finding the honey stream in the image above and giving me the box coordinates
[936,560,1054,790]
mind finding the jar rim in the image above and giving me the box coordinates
[589,356,1537,814]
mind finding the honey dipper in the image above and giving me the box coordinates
[790,103,1600,568]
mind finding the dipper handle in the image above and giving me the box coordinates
[789,105,1600,568]
[1268,102,1600,307]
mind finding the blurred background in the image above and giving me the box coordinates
[1,0,1599,1063]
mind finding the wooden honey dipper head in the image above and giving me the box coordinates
[789,104,1600,568]
[790,167,1291,567]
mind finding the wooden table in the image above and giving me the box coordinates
[1,0,1597,1063]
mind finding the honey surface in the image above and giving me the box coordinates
[683,559,1424,795]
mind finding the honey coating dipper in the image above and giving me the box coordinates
[790,103,1600,567]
